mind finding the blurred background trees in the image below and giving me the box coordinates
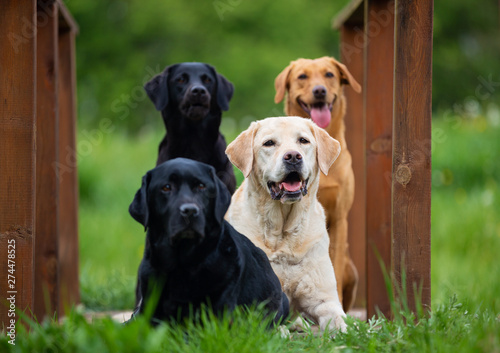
[69,0,345,135]
[68,0,499,136]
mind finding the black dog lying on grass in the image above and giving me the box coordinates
[144,62,236,194]
[129,158,289,325]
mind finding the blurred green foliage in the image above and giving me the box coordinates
[68,0,348,135]
[433,0,500,112]
[68,0,500,135]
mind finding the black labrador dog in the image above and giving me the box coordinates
[144,62,236,194]
[129,158,289,325]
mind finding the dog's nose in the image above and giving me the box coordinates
[283,151,303,165]
[179,203,200,218]
[313,85,327,99]
[191,85,207,96]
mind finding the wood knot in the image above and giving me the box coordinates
[395,164,412,186]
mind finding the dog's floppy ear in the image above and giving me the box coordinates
[216,73,234,111]
[328,57,362,94]
[205,64,234,111]
[312,123,341,175]
[144,64,177,111]
[211,168,232,225]
[274,62,294,104]
[226,122,257,178]
[129,171,151,230]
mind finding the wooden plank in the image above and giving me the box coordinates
[34,2,60,321]
[332,0,364,29]
[0,0,37,327]
[57,25,80,313]
[340,24,366,310]
[392,0,433,313]
[364,0,394,319]
[56,0,79,34]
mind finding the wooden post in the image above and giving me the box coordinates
[333,0,366,313]
[57,20,80,313]
[340,23,366,310]
[392,0,433,312]
[364,0,394,319]
[0,0,37,327]
[334,0,432,318]
[34,1,60,321]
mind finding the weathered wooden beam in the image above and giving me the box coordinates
[57,23,80,314]
[0,0,37,328]
[392,0,433,312]
[35,1,60,321]
[340,23,366,310]
[364,0,394,319]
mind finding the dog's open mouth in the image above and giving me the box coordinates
[267,172,309,203]
[297,97,336,129]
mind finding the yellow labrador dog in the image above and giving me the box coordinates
[225,116,346,332]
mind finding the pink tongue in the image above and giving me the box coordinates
[280,181,301,192]
[310,106,331,128]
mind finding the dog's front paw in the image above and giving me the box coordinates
[319,314,347,334]
[277,325,291,338]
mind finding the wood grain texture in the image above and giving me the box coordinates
[34,2,60,321]
[341,24,366,310]
[392,0,433,312]
[57,27,80,313]
[364,0,394,319]
[0,0,37,326]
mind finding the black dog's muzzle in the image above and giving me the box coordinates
[170,202,205,245]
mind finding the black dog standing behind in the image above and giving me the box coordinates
[144,62,236,194]
[129,158,289,325]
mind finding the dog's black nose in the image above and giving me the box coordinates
[179,203,200,218]
[313,85,327,99]
[191,85,207,97]
[283,151,303,165]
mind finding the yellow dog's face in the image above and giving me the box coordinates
[226,116,341,204]
[274,57,361,128]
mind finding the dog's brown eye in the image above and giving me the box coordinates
[198,183,206,190]
[299,137,310,144]
[162,184,172,192]
[263,140,275,147]
[298,74,307,80]
[325,72,334,78]
[176,77,185,84]
[202,76,212,84]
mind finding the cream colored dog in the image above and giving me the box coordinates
[225,116,346,332]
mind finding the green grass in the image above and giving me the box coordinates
[3,114,499,351]
[2,292,499,352]
[431,115,500,313]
